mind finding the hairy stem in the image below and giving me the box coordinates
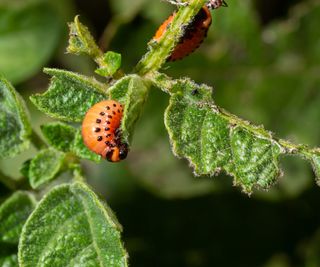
[134,0,207,75]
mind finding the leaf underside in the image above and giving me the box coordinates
[164,79,283,193]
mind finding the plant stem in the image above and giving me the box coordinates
[72,164,85,183]
[146,71,320,161]
[31,130,47,150]
[134,0,207,75]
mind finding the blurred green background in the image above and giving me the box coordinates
[1,0,320,266]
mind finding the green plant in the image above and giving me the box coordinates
[1,0,320,265]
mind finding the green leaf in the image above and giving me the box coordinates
[0,191,36,244]
[72,130,101,162]
[164,79,284,193]
[95,51,122,77]
[0,3,61,84]
[29,149,66,189]
[0,254,18,267]
[41,122,76,152]
[128,88,218,198]
[0,77,31,159]
[30,68,108,122]
[40,122,100,162]
[108,75,149,144]
[67,16,102,59]
[18,182,128,267]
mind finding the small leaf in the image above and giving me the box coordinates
[165,79,284,193]
[0,77,31,159]
[30,68,107,122]
[41,122,76,152]
[41,122,100,162]
[0,191,36,244]
[108,75,149,144]
[72,130,101,162]
[67,16,102,59]
[95,51,122,77]
[18,182,128,267]
[0,254,18,267]
[29,149,66,189]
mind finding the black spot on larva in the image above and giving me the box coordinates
[97,136,103,141]
[106,133,112,137]
[94,127,101,132]
[96,119,101,123]
[113,104,116,107]
[120,105,123,108]
[105,141,111,146]
[100,112,105,116]
[112,111,116,115]
[107,121,111,124]
[106,106,110,110]
[108,115,112,119]
[105,127,110,131]
[117,109,120,113]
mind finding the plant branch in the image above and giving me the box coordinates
[134,0,207,75]
[30,130,47,150]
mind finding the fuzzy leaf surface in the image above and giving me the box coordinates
[67,16,102,59]
[0,77,31,159]
[30,68,107,122]
[164,79,283,193]
[0,191,36,244]
[108,75,149,144]
[95,51,122,77]
[41,122,76,152]
[72,130,101,162]
[29,149,66,189]
[18,182,128,267]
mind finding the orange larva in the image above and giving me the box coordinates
[153,0,227,61]
[82,100,128,162]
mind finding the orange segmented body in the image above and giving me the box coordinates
[153,0,227,61]
[82,100,128,162]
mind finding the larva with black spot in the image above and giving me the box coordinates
[82,100,129,162]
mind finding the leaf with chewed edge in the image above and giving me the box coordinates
[164,78,284,193]
[18,182,128,267]
[30,68,108,122]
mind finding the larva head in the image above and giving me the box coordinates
[81,100,129,162]
[106,143,129,162]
